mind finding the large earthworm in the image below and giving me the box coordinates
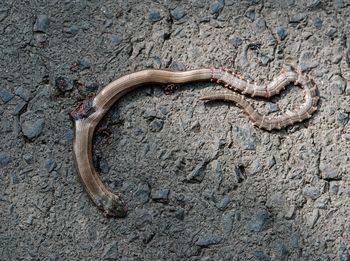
[71,67,319,217]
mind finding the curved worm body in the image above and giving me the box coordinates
[71,67,319,217]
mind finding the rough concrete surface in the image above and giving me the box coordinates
[1,0,350,260]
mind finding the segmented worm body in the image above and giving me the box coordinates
[71,67,319,217]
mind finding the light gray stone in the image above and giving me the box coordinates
[33,15,49,33]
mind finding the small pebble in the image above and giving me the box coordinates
[186,160,205,182]
[326,27,337,38]
[142,110,158,121]
[290,233,301,249]
[104,19,113,28]
[209,136,226,158]
[299,63,317,72]
[148,9,162,23]
[15,87,31,102]
[221,210,239,235]
[233,126,257,150]
[229,36,243,48]
[149,119,164,132]
[100,6,113,18]
[11,172,20,185]
[267,192,286,209]
[306,209,319,228]
[133,128,146,141]
[98,158,109,174]
[49,255,59,261]
[26,214,33,225]
[65,129,74,143]
[346,84,350,96]
[320,163,341,180]
[336,111,349,126]
[215,160,223,179]
[78,57,91,70]
[192,0,205,8]
[64,25,79,35]
[266,102,279,113]
[289,13,307,23]
[253,250,270,261]
[249,161,262,175]
[135,209,153,228]
[151,57,162,68]
[102,241,118,259]
[234,166,245,183]
[330,182,339,195]
[259,53,272,66]
[248,208,272,232]
[196,234,223,247]
[33,15,49,33]
[171,6,186,20]
[276,26,288,41]
[45,159,57,172]
[332,54,342,64]
[110,34,122,45]
[245,9,255,21]
[313,17,323,29]
[151,189,170,203]
[1,118,12,133]
[275,242,289,258]
[135,183,150,204]
[255,18,266,31]
[299,51,318,72]
[285,205,296,219]
[23,153,33,164]
[288,168,303,179]
[85,82,99,93]
[169,61,186,71]
[339,240,350,261]
[307,0,321,9]
[216,195,231,211]
[335,0,346,9]
[315,195,329,209]
[0,152,11,167]
[175,208,185,220]
[0,9,8,23]
[21,118,45,140]
[210,1,224,14]
[302,185,321,199]
[0,89,14,103]
[34,33,48,47]
[12,101,27,116]
[344,134,350,141]
[142,230,155,244]
[158,106,170,116]
[331,75,346,94]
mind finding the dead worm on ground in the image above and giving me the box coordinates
[71,67,319,217]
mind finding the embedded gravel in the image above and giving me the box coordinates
[1,0,350,260]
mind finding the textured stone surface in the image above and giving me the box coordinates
[33,14,49,33]
[1,1,350,260]
[20,112,45,140]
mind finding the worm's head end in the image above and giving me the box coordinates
[101,193,128,218]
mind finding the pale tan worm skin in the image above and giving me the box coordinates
[72,67,319,217]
